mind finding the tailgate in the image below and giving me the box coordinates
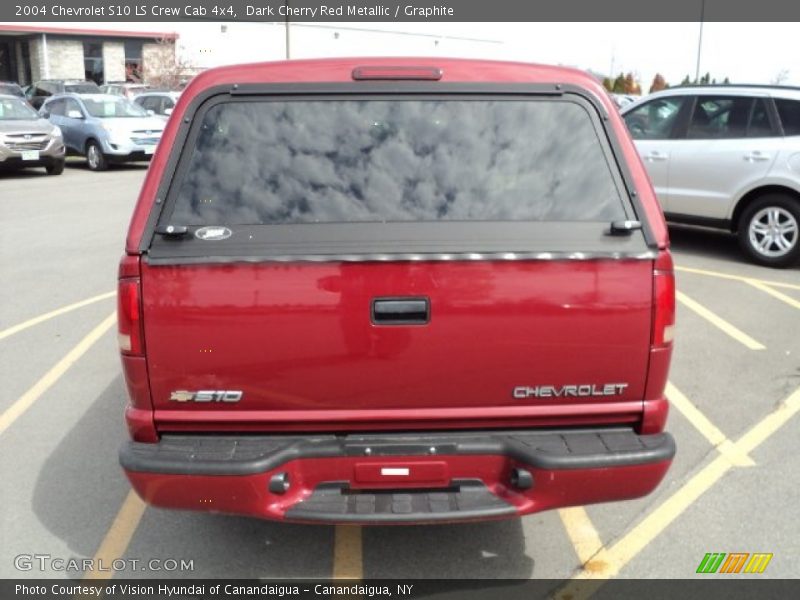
[141,258,653,428]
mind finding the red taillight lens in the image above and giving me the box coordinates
[652,251,675,348]
[118,256,144,356]
[118,280,143,355]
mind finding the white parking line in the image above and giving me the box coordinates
[0,312,116,436]
[666,382,754,467]
[676,291,766,350]
[675,265,800,291]
[746,280,800,311]
[0,291,116,341]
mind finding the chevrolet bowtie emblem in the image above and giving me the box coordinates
[169,390,194,402]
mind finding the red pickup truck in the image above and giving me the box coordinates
[118,58,676,524]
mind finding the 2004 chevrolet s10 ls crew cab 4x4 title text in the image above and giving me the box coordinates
[117,58,676,525]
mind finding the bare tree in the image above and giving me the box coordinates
[771,69,790,86]
[144,38,196,90]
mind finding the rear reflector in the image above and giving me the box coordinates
[652,251,675,348]
[352,66,443,81]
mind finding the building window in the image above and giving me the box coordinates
[0,39,13,81]
[83,42,104,84]
[21,40,32,84]
[124,40,143,83]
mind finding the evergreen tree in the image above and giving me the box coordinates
[612,73,626,93]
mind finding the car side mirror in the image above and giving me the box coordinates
[163,108,173,116]
[146,109,155,116]
[67,110,84,119]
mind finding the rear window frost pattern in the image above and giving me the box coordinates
[171,100,625,225]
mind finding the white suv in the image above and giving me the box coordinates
[621,86,800,267]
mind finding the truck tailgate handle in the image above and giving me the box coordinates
[371,297,430,325]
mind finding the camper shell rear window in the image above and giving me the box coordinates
[149,87,649,262]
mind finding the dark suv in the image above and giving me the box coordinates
[26,80,101,110]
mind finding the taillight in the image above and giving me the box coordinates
[652,251,675,348]
[118,256,144,356]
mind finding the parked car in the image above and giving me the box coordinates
[133,91,181,120]
[100,82,151,100]
[611,93,637,108]
[0,81,26,98]
[621,85,800,267]
[0,94,65,175]
[118,58,676,525]
[26,80,101,110]
[39,93,165,171]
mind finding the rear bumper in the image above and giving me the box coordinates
[120,428,675,524]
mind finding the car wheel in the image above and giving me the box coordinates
[86,141,108,171]
[45,160,65,176]
[737,194,800,268]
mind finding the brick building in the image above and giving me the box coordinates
[0,25,177,86]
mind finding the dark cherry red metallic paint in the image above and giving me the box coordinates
[141,259,655,431]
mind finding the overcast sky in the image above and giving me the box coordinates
[23,21,800,89]
[284,22,800,87]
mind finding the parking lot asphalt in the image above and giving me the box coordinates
[1,163,798,586]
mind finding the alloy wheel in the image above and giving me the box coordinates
[748,206,798,258]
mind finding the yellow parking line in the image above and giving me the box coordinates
[553,383,800,594]
[0,312,116,436]
[675,291,765,350]
[746,280,800,311]
[566,454,733,585]
[333,525,363,579]
[0,291,115,341]
[558,507,604,565]
[666,382,754,467]
[736,386,800,455]
[553,457,733,599]
[83,491,147,581]
[674,265,800,291]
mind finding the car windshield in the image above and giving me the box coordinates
[83,97,148,118]
[65,83,100,93]
[0,83,24,97]
[0,96,40,120]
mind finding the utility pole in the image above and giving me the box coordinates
[694,0,705,82]
[609,46,616,80]
[285,1,291,59]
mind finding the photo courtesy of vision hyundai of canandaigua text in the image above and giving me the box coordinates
[116,58,676,524]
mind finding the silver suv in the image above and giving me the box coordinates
[621,85,800,267]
